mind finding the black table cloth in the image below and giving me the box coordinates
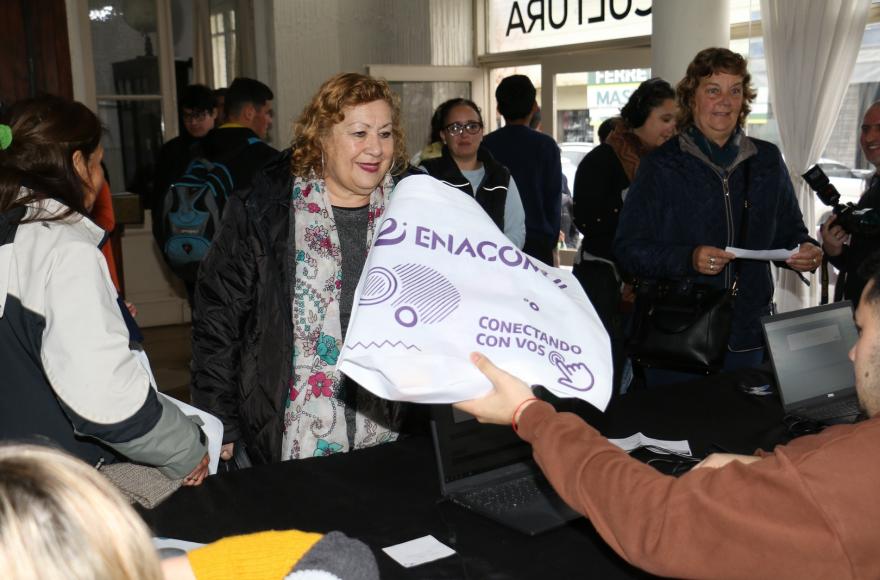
[141,368,788,579]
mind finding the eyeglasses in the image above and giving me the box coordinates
[182,110,210,122]
[444,121,483,136]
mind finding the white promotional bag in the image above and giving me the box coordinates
[337,175,612,411]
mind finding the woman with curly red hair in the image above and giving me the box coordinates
[192,73,415,466]
[614,48,822,386]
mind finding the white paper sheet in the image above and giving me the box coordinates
[382,535,456,568]
[337,176,613,411]
[133,348,224,475]
[725,246,796,261]
[608,432,692,456]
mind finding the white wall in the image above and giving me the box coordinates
[266,0,436,146]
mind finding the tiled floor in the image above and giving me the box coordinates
[141,324,192,403]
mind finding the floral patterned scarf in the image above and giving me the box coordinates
[281,173,400,460]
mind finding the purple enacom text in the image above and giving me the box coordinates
[374,218,568,290]
[475,316,583,356]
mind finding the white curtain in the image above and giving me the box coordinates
[760,0,869,312]
[192,0,214,87]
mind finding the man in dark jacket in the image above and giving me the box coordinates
[155,78,278,307]
[199,77,278,192]
[823,101,880,306]
[483,75,562,266]
[151,84,218,209]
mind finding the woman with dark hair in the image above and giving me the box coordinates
[615,48,821,385]
[192,73,417,465]
[419,98,526,248]
[0,96,208,482]
[572,77,677,392]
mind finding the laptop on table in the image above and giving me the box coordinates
[761,301,862,423]
[430,404,581,536]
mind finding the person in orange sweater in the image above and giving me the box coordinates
[456,266,880,579]
[91,174,139,319]
[90,179,121,288]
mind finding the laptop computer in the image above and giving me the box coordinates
[761,301,862,423]
[430,404,581,536]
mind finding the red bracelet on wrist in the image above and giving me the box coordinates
[512,397,539,433]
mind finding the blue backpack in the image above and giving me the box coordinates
[155,138,259,283]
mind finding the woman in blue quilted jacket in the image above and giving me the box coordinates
[614,47,822,386]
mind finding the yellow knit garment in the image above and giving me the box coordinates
[187,529,324,580]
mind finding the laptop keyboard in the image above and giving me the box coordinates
[805,398,861,421]
[459,476,546,514]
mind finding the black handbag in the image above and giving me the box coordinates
[629,278,738,373]
[628,163,751,374]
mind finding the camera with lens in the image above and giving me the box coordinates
[802,164,880,236]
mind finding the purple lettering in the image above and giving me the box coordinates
[454,238,477,258]
[430,231,453,251]
[520,255,543,273]
[415,226,431,248]
[498,246,523,267]
[374,218,406,247]
[477,241,498,262]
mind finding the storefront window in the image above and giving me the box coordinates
[733,23,880,177]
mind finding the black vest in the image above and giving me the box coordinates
[420,146,509,230]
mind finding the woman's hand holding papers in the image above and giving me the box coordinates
[786,242,823,272]
[454,353,537,427]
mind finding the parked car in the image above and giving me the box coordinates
[558,143,594,252]
[560,142,595,190]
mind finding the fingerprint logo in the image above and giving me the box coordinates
[391,263,461,326]
[360,267,397,305]
[358,264,461,327]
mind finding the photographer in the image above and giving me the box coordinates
[822,101,880,305]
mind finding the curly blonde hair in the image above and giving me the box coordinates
[290,73,407,178]
[676,47,757,131]
[0,445,162,580]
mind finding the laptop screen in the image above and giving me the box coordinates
[431,405,534,485]
[762,302,858,407]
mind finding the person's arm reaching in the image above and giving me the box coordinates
[456,353,849,579]
[42,242,206,479]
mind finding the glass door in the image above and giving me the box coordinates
[366,65,485,161]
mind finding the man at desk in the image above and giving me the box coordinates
[457,268,880,578]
